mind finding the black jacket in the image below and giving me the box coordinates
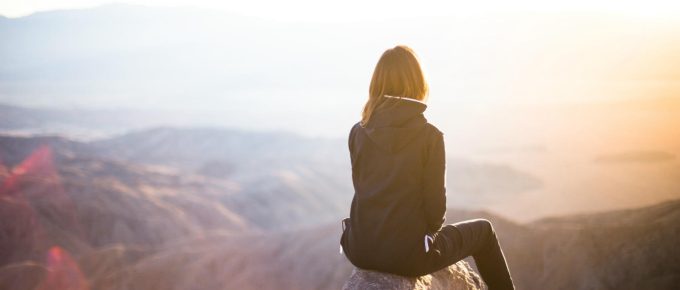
[340,96,447,276]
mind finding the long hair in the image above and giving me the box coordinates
[360,45,429,127]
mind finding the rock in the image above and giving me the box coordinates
[342,260,486,290]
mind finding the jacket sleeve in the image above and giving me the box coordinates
[422,131,447,234]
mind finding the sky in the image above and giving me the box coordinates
[1,0,680,139]
[2,0,680,20]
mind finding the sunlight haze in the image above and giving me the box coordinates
[1,2,680,288]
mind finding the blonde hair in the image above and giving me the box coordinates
[360,45,429,127]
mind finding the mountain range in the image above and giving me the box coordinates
[1,131,679,289]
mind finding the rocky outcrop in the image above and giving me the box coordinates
[342,261,485,290]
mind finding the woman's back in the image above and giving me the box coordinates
[341,96,446,276]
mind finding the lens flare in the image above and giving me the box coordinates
[0,144,87,280]
[35,246,89,290]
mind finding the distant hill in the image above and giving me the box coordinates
[91,126,346,174]
[594,150,676,164]
[0,103,212,139]
[431,205,680,289]
[0,132,353,232]
[91,127,543,210]
[1,132,678,289]
[0,136,249,266]
[5,195,677,289]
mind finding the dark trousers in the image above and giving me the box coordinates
[427,219,515,290]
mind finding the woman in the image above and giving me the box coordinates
[340,45,515,290]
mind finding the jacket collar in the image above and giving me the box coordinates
[383,95,427,105]
[363,95,428,153]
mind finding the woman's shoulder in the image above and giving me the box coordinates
[424,122,444,137]
[348,122,363,147]
[349,121,362,136]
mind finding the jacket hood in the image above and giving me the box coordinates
[364,97,428,153]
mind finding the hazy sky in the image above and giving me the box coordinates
[2,0,680,20]
[2,0,680,139]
